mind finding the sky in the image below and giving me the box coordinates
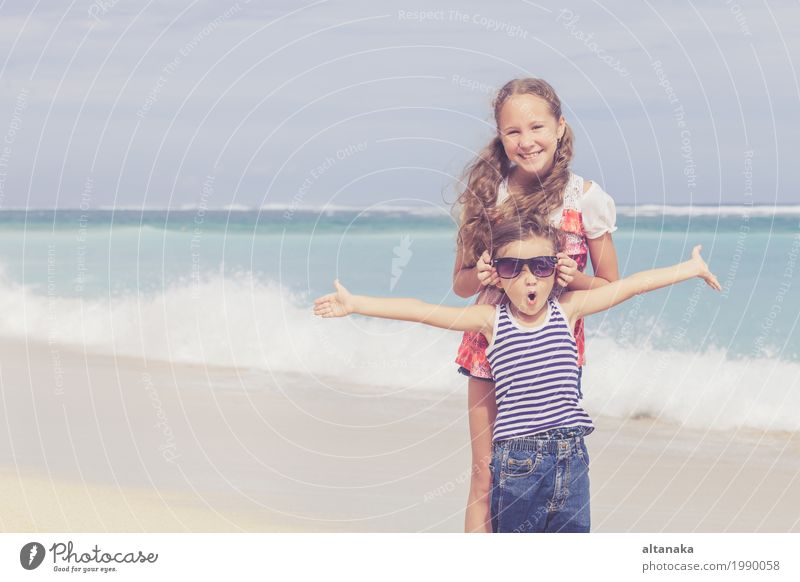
[0,0,798,209]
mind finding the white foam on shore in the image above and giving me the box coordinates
[616,204,800,217]
[582,337,800,433]
[0,273,797,434]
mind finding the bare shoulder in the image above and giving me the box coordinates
[474,302,498,343]
[476,302,497,326]
[556,291,581,326]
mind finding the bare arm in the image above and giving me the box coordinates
[566,232,620,291]
[560,245,721,323]
[314,280,496,339]
[452,244,485,298]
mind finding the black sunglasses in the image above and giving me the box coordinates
[492,256,558,279]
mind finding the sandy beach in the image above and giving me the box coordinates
[0,337,797,533]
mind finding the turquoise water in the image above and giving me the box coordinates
[1,207,797,433]
[1,208,797,360]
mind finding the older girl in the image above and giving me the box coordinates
[452,78,620,532]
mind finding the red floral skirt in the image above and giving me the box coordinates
[455,286,504,380]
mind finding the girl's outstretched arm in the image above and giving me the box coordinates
[314,280,496,339]
[560,245,721,322]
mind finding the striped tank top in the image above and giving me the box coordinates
[485,298,595,442]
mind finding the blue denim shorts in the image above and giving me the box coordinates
[490,426,592,533]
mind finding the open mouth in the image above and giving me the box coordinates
[526,291,536,304]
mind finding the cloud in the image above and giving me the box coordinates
[0,0,797,208]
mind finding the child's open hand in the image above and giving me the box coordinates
[691,245,722,292]
[313,279,356,317]
[477,250,501,288]
[556,253,577,287]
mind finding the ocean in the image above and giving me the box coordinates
[1,206,798,434]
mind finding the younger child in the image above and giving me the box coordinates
[313,217,720,532]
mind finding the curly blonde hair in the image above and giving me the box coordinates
[455,78,575,266]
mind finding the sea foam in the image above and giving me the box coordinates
[0,273,797,433]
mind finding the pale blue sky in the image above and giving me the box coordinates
[0,0,798,209]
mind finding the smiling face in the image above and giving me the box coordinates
[497,94,565,180]
[496,235,557,325]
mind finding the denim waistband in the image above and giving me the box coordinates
[494,426,592,453]
[533,425,592,440]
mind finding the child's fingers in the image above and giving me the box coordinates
[316,306,335,318]
[313,294,334,305]
[704,271,721,292]
[314,297,343,317]
[558,266,575,277]
[481,270,499,286]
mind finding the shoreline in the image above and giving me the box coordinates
[1,337,797,533]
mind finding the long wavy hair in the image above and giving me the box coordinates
[455,78,575,266]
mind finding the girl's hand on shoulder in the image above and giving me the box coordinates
[690,245,722,292]
[476,250,501,288]
[556,252,577,287]
[313,279,356,317]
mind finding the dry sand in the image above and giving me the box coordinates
[1,338,797,532]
